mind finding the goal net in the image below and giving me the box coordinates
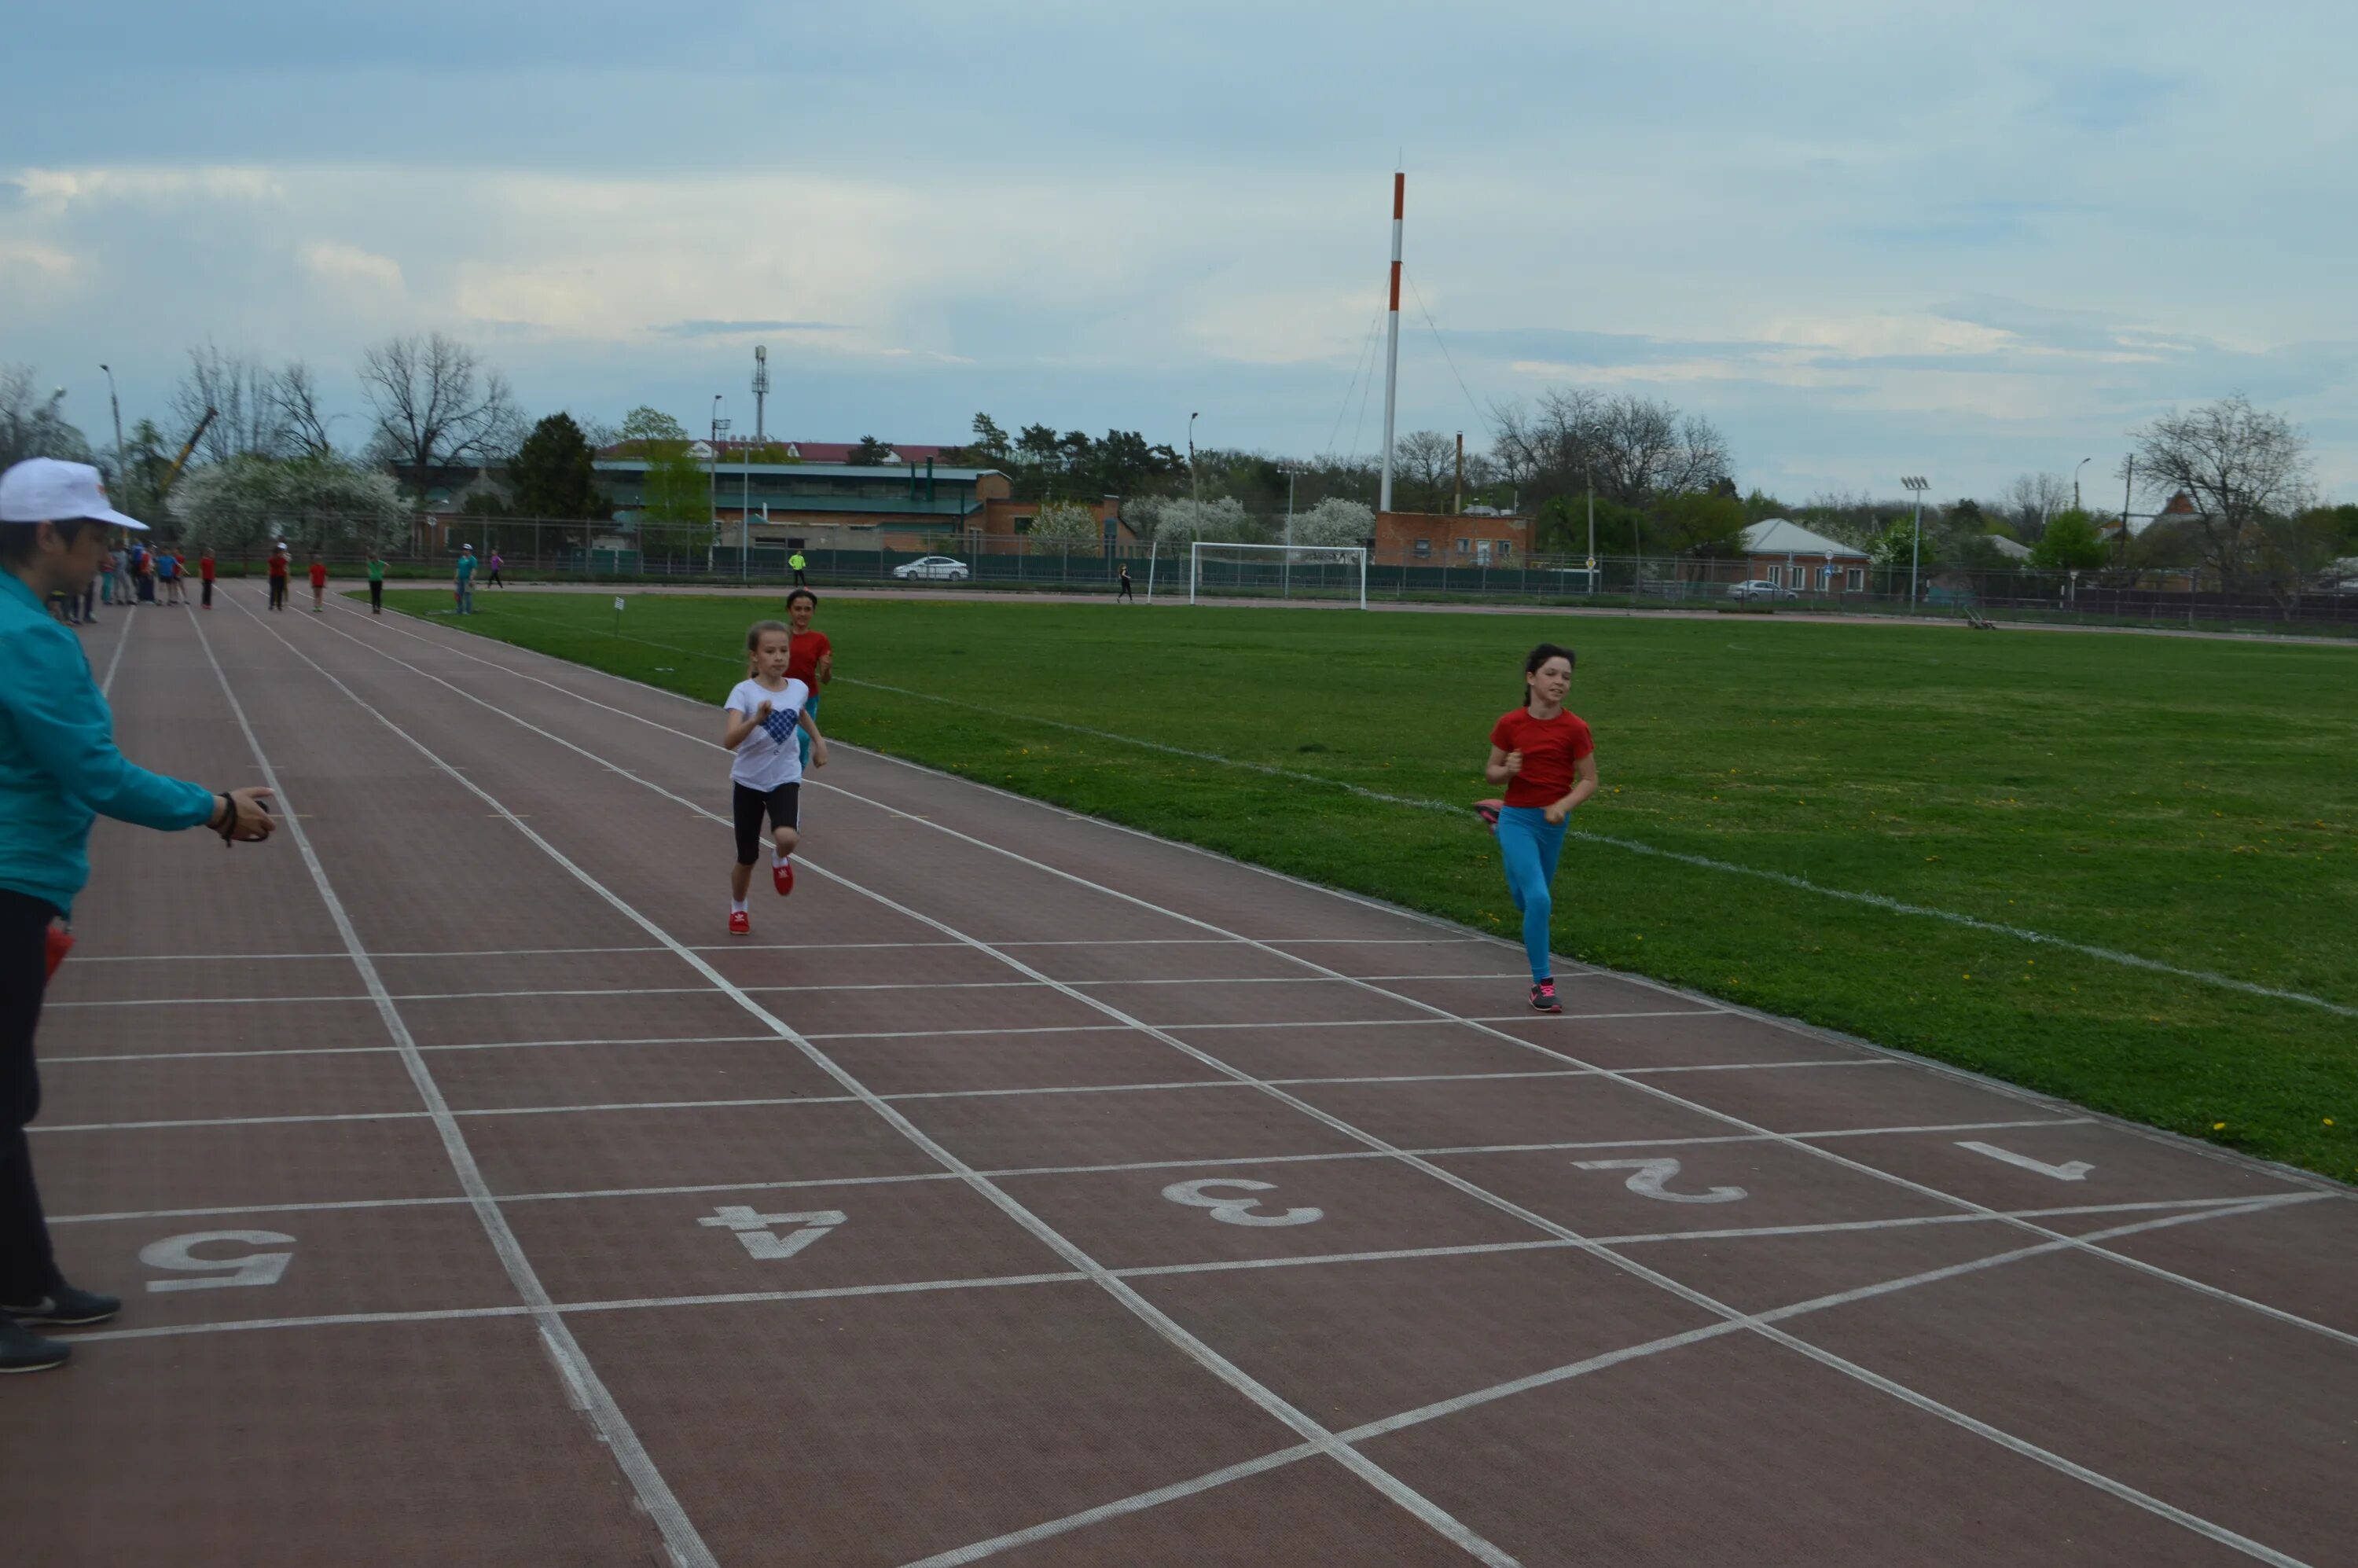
[1188,541,1368,608]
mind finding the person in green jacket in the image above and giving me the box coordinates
[0,459,278,1374]
[367,553,387,615]
[788,550,807,588]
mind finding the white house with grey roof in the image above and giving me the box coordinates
[1737,519,1873,593]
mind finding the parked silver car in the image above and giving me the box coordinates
[891,555,971,582]
[1727,578,1798,603]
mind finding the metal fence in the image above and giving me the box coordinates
[186,511,2358,637]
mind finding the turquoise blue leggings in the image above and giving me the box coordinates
[1496,806,1568,983]
[797,691,821,767]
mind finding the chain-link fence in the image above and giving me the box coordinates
[168,509,2358,637]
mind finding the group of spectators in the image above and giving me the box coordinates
[46,540,219,624]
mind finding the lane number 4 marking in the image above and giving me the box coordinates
[1161,1178,1324,1228]
[698,1206,847,1259]
[140,1230,296,1292]
[1573,1157,1748,1204]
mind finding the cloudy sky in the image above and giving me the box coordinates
[5,0,2353,504]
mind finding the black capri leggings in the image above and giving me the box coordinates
[733,781,800,865]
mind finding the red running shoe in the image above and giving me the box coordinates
[1475,799,1504,835]
[1530,979,1561,1014]
[728,910,751,936]
[772,856,795,896]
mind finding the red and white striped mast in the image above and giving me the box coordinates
[1377,171,1405,514]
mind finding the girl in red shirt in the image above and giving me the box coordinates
[783,587,832,769]
[307,556,329,612]
[1482,643,1599,1012]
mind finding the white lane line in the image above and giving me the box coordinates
[43,1116,2101,1227]
[198,604,720,1568]
[314,606,2333,1564]
[910,1196,2323,1568]
[97,597,135,696]
[268,606,1526,1568]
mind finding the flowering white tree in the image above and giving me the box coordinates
[175,453,409,555]
[1027,498,1101,546]
[1289,497,1374,548]
[1129,495,1251,544]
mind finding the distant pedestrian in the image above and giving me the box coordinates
[1117,564,1134,603]
[266,542,290,611]
[133,544,153,604]
[0,457,278,1374]
[454,543,477,615]
[721,619,826,935]
[156,548,181,605]
[784,587,832,771]
[1479,644,1598,1016]
[788,550,808,588]
[199,547,215,609]
[308,555,328,612]
[110,545,131,605]
[487,549,505,588]
[366,552,386,614]
[97,550,114,608]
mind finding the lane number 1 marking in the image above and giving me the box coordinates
[140,1230,296,1292]
[1573,1157,1748,1204]
[698,1206,847,1259]
[1162,1178,1324,1228]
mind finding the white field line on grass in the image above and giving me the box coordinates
[394,600,2358,1023]
[312,604,2330,1566]
[189,610,721,1568]
[241,598,1526,1568]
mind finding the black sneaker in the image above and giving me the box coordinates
[0,1316,70,1373]
[2,1283,121,1328]
[1530,979,1563,1014]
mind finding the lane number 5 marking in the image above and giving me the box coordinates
[140,1230,296,1292]
[1572,1157,1748,1204]
[1161,1178,1324,1227]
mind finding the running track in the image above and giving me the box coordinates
[8,586,2353,1566]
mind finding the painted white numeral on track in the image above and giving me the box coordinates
[140,1230,296,1292]
[1161,1178,1324,1228]
[1573,1157,1747,1204]
[697,1205,847,1259]
[1956,1142,2093,1181]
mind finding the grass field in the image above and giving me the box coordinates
[384,588,2358,1183]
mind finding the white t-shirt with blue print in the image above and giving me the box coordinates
[725,677,810,791]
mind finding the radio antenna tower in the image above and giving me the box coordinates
[1378,172,1403,514]
[752,345,769,442]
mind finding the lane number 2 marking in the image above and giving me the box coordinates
[1161,1178,1324,1228]
[698,1206,846,1259]
[140,1230,296,1292]
[1572,1157,1748,1205]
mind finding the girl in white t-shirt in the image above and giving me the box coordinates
[721,619,828,935]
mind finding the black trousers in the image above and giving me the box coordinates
[269,576,288,610]
[1,890,64,1302]
[202,578,214,607]
[369,580,384,612]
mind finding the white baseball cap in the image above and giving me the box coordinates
[0,458,149,531]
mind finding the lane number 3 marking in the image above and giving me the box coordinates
[140,1230,296,1292]
[698,1206,846,1259]
[1573,1157,1748,1204]
[1161,1178,1324,1228]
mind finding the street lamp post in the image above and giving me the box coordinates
[2073,456,2092,512]
[709,397,726,575]
[1901,476,1930,608]
[1187,412,1199,505]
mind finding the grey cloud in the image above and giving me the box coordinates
[652,320,853,338]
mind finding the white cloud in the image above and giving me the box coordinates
[0,239,75,281]
[300,240,403,296]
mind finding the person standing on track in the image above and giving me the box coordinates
[199,545,215,609]
[0,458,278,1375]
[266,542,290,611]
[454,543,477,615]
[307,554,328,613]
[1117,564,1134,603]
[366,551,386,615]
[1481,643,1599,1015]
[168,549,189,606]
[783,587,832,772]
[721,619,827,936]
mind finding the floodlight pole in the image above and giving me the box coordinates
[1901,475,1929,607]
[709,398,726,575]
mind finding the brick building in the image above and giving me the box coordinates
[1373,509,1531,567]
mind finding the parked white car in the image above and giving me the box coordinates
[1727,578,1797,603]
[892,555,971,582]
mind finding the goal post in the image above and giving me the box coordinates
[1188,541,1369,609]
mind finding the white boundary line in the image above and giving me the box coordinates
[97,599,134,696]
[188,608,721,1568]
[233,598,1526,1568]
[45,1116,2095,1227]
[303,603,2334,1562]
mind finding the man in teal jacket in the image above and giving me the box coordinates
[0,459,277,1374]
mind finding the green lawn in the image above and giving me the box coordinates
[384,588,2358,1183]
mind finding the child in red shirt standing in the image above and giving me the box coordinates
[1482,643,1599,1013]
[199,547,215,608]
[307,555,329,612]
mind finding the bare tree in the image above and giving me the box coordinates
[270,361,341,457]
[170,343,289,465]
[0,363,94,467]
[1393,430,1458,511]
[358,332,523,479]
[1490,388,1728,509]
[2130,395,2311,590]
[1999,472,2073,540]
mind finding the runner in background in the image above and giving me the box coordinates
[366,551,386,614]
[784,587,832,771]
[1482,643,1599,1015]
[1117,563,1134,603]
[721,619,827,935]
[266,542,290,611]
[487,549,505,588]
[307,554,329,612]
[199,545,215,609]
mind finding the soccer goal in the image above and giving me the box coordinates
[1188,541,1368,608]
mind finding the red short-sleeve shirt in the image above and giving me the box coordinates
[308,562,329,586]
[1489,707,1595,810]
[787,630,832,689]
